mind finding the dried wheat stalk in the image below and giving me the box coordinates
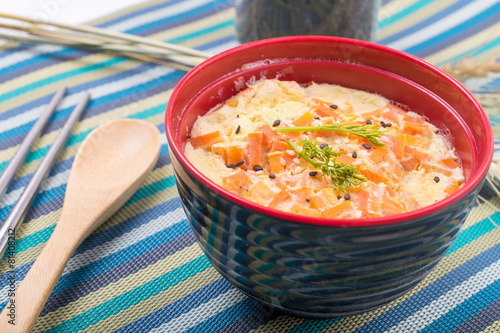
[440,57,500,82]
[0,12,211,70]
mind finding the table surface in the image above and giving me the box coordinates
[0,0,499,332]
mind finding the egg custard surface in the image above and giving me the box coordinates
[184,79,464,219]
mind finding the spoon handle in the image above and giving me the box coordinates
[0,222,81,332]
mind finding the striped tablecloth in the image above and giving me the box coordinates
[0,0,499,332]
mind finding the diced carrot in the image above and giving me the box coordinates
[403,112,427,125]
[190,131,222,149]
[383,158,404,180]
[281,148,297,167]
[337,153,355,165]
[380,194,404,215]
[421,163,453,177]
[226,146,246,166]
[268,151,285,174]
[310,194,330,209]
[361,109,382,120]
[440,158,461,169]
[271,140,289,152]
[404,146,431,162]
[356,190,369,211]
[383,102,426,125]
[369,146,389,163]
[293,112,315,127]
[247,132,263,168]
[400,155,421,171]
[259,124,279,147]
[250,181,274,201]
[358,168,387,184]
[322,201,353,219]
[211,146,227,164]
[268,189,291,208]
[403,123,430,136]
[222,171,251,192]
[388,134,405,159]
[307,187,339,207]
[444,182,460,196]
[320,187,340,202]
[309,98,339,118]
[289,188,313,205]
[385,186,397,198]
[289,203,321,217]
[404,134,430,149]
[382,104,405,124]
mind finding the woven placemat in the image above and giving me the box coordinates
[0,0,499,332]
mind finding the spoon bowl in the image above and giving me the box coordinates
[0,119,160,332]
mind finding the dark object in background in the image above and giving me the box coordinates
[235,0,380,43]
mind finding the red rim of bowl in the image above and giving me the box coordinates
[166,36,493,228]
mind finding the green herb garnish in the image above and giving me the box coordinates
[287,138,366,191]
[275,123,386,147]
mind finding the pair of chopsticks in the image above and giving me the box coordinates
[0,87,90,259]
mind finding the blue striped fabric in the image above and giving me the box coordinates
[0,0,499,332]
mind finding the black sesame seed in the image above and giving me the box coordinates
[314,116,320,120]
[366,119,373,125]
[235,125,241,134]
[309,171,318,176]
[363,143,372,149]
[320,143,328,149]
[386,122,392,127]
[434,176,440,183]
[310,155,315,159]
[236,114,240,118]
[352,151,357,159]
[226,164,236,169]
[306,198,310,203]
[330,104,338,109]
[253,165,263,171]
[235,161,245,167]
[272,119,281,127]
[344,194,351,200]
[380,121,385,126]
[337,195,343,200]
[269,174,276,179]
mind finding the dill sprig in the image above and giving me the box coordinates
[275,123,386,147]
[287,139,366,191]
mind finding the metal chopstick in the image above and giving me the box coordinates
[0,92,90,259]
[0,86,67,198]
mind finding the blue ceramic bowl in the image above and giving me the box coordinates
[165,36,493,318]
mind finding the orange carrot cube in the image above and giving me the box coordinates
[247,132,263,168]
[211,146,227,164]
[268,151,285,174]
[293,112,315,127]
[190,131,222,149]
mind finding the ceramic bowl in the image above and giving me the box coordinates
[165,36,493,318]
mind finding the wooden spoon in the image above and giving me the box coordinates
[0,119,161,332]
